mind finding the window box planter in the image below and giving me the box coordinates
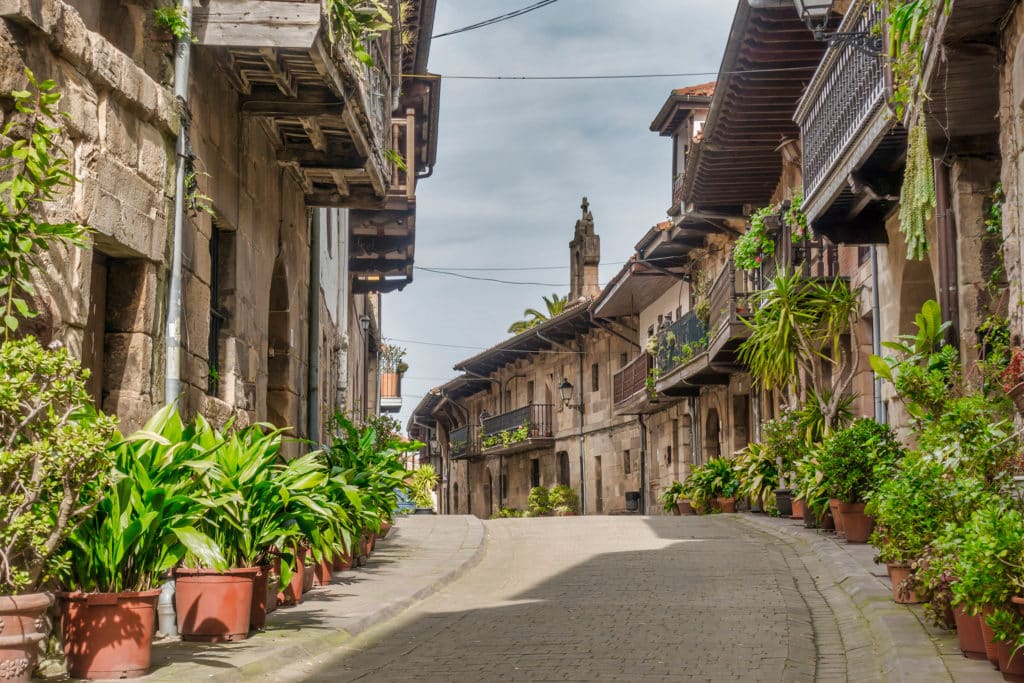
[59,589,160,680]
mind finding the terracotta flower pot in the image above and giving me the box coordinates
[1013,595,1024,618]
[313,556,333,586]
[998,639,1024,681]
[979,606,1001,668]
[838,502,874,543]
[954,605,988,660]
[676,500,696,516]
[174,567,258,642]
[828,498,846,538]
[264,570,278,617]
[819,507,835,531]
[380,521,393,537]
[791,499,805,520]
[59,589,160,680]
[249,566,269,631]
[885,563,920,604]
[0,592,53,683]
[278,546,306,606]
[717,497,736,513]
[333,548,353,571]
[368,533,378,553]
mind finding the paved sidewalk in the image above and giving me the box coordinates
[734,513,998,682]
[131,514,486,683]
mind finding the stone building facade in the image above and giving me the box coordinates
[1,0,439,441]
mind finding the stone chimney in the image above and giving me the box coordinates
[569,196,601,300]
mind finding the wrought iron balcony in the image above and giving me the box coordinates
[613,354,653,407]
[671,175,685,212]
[481,404,554,453]
[794,0,889,224]
[654,312,707,375]
[449,424,481,459]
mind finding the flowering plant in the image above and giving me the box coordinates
[734,206,776,271]
[1001,347,1024,394]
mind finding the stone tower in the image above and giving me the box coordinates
[569,197,601,301]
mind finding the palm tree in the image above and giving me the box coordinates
[507,293,569,335]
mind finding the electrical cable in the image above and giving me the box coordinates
[402,65,816,81]
[383,336,585,355]
[432,0,560,39]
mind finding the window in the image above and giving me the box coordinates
[666,445,672,465]
[531,459,540,488]
[527,380,535,405]
[557,451,570,485]
[591,363,599,392]
[504,389,512,411]
[623,449,631,475]
[208,224,235,396]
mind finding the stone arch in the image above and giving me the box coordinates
[266,255,295,430]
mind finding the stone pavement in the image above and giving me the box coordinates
[132,514,486,683]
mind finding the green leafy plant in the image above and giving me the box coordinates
[409,464,438,509]
[785,191,810,243]
[1,69,89,338]
[550,485,579,515]
[0,338,117,594]
[734,205,776,271]
[508,293,569,335]
[951,501,1024,616]
[689,458,739,507]
[493,506,522,519]
[61,406,225,593]
[380,342,407,375]
[898,113,935,260]
[659,481,687,513]
[326,0,394,66]
[733,442,779,506]
[867,451,947,565]
[153,4,193,42]
[527,486,552,517]
[817,418,904,504]
[793,450,829,518]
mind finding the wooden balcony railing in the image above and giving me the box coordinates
[449,424,481,459]
[706,256,754,336]
[481,404,554,448]
[795,0,887,212]
[613,353,652,406]
[389,109,417,201]
[364,36,394,151]
[672,174,685,209]
[656,312,707,375]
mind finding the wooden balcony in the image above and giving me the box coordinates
[670,175,684,214]
[481,404,554,456]
[613,353,669,415]
[194,0,398,210]
[449,424,481,459]
[793,0,904,244]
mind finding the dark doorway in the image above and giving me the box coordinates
[557,451,570,486]
[595,455,603,513]
[705,408,721,461]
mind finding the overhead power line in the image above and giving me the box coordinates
[415,255,687,272]
[415,266,609,288]
[403,65,817,81]
[384,336,585,355]
[432,0,560,39]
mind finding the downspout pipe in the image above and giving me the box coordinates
[934,159,960,348]
[164,0,193,406]
[870,245,886,424]
[536,329,586,515]
[638,413,648,515]
[307,209,321,445]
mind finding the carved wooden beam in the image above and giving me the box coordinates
[258,48,298,98]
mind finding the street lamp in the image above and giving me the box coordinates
[792,0,882,55]
[359,313,371,332]
[559,378,582,412]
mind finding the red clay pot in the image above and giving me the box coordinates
[174,567,258,642]
[839,502,874,543]
[301,562,315,594]
[0,592,53,683]
[1013,596,1024,618]
[885,563,920,604]
[954,605,988,660]
[59,589,159,680]
[380,521,393,537]
[717,497,737,513]
[791,499,805,520]
[998,639,1024,681]
[333,549,353,571]
[249,566,269,631]
[278,546,306,606]
[828,499,846,538]
[676,500,696,516]
[368,533,378,553]
[313,556,333,586]
[980,606,1002,668]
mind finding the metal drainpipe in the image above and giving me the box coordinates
[934,159,960,348]
[870,245,887,424]
[690,396,701,466]
[164,0,193,406]
[307,209,321,445]
[638,413,648,515]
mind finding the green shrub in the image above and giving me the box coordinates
[549,485,579,515]
[527,486,551,516]
[951,501,1024,616]
[733,442,778,504]
[410,464,438,509]
[867,452,948,565]
[493,507,522,519]
[817,418,903,503]
[0,338,117,593]
[659,481,686,513]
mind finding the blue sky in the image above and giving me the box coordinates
[384,1,738,429]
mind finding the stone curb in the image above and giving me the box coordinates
[733,514,955,682]
[137,516,489,683]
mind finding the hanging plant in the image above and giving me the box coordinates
[734,205,777,271]
[785,191,811,243]
[898,113,935,261]
[326,0,394,67]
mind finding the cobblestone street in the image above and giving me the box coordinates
[299,516,835,682]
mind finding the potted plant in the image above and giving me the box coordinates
[527,486,552,517]
[985,608,1024,679]
[706,458,739,512]
[0,341,117,682]
[659,481,688,516]
[59,406,224,678]
[550,485,580,516]
[409,464,439,513]
[761,412,803,517]
[733,443,778,514]
[817,419,904,543]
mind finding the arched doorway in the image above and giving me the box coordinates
[705,408,721,462]
[266,256,293,431]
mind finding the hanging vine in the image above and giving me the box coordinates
[898,113,935,261]
[785,191,811,243]
[734,206,777,271]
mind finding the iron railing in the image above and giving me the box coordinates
[655,311,708,375]
[449,424,480,459]
[795,0,886,207]
[613,353,652,405]
[672,175,684,208]
[363,36,393,149]
[481,404,554,446]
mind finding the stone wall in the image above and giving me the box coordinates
[1000,2,1024,346]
